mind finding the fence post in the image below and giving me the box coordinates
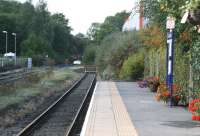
[1,59,3,67]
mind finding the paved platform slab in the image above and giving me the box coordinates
[116,82,200,136]
[81,81,138,136]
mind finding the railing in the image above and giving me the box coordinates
[0,57,28,72]
[84,65,97,73]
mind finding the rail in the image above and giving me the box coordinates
[16,72,96,136]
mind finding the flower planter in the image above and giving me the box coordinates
[192,115,200,121]
[166,97,180,106]
[171,97,180,106]
[149,82,160,92]
[189,99,200,121]
[138,81,148,88]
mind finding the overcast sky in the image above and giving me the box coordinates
[17,0,134,35]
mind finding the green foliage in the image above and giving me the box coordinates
[182,0,200,10]
[0,0,88,65]
[119,53,144,80]
[82,45,96,65]
[144,45,191,104]
[96,31,142,79]
[21,33,51,57]
[73,33,89,58]
[191,34,200,87]
[140,0,200,104]
[174,47,190,93]
[87,11,129,44]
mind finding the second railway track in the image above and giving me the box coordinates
[17,72,96,136]
[0,69,37,85]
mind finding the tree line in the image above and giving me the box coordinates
[83,11,130,65]
[0,0,88,65]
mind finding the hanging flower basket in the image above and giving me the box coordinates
[145,77,160,92]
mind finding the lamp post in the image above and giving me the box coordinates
[12,33,16,65]
[2,31,8,54]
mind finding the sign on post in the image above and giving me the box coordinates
[166,16,175,30]
[166,16,175,107]
[28,58,32,69]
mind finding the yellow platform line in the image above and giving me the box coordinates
[110,82,138,136]
[81,81,138,136]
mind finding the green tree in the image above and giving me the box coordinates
[88,11,129,44]
[82,45,96,65]
[50,13,73,63]
[73,33,89,59]
[21,33,52,57]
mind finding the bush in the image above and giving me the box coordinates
[32,55,45,66]
[119,53,144,80]
[82,45,96,65]
[102,66,116,80]
[96,31,142,78]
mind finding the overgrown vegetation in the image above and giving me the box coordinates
[83,0,200,105]
[95,32,143,80]
[82,45,96,65]
[120,52,144,80]
[0,67,80,127]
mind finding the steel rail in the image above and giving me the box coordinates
[0,68,27,76]
[0,70,37,85]
[65,73,96,136]
[16,73,89,136]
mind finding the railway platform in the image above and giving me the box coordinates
[81,81,200,136]
[80,81,138,136]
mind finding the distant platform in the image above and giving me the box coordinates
[80,81,138,136]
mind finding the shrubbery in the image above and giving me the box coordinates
[82,45,96,65]
[95,31,142,79]
[119,53,144,80]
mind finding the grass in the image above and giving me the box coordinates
[0,67,81,127]
[0,67,79,110]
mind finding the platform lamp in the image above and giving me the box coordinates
[12,33,17,65]
[2,31,8,54]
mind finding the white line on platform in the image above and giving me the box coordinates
[80,82,98,136]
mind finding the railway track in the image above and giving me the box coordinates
[0,69,37,85]
[16,72,96,136]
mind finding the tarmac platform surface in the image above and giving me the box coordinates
[116,82,200,136]
[81,81,200,136]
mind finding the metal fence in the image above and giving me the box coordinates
[0,57,28,72]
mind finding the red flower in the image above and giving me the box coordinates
[189,99,200,114]
[196,116,200,121]
[172,84,178,92]
[162,91,170,97]
[192,115,197,120]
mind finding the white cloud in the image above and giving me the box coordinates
[17,0,134,34]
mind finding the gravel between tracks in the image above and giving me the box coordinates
[29,74,95,136]
[0,73,82,136]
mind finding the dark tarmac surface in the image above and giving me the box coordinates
[116,82,200,136]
